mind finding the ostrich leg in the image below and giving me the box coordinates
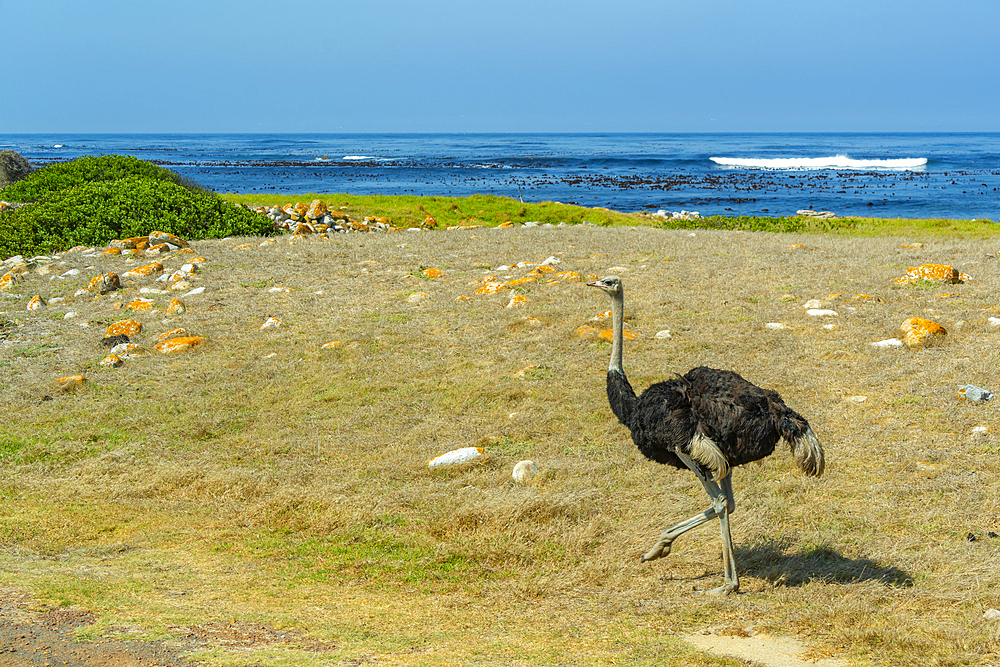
[642,453,739,595]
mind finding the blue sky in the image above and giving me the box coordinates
[4,0,998,133]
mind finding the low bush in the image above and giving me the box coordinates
[0,176,273,258]
[0,154,186,202]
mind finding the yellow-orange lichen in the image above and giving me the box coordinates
[598,329,639,341]
[106,319,142,338]
[894,264,970,285]
[900,317,947,348]
[154,336,204,354]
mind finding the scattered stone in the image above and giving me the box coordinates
[166,298,185,315]
[183,287,206,297]
[154,336,204,354]
[900,317,947,348]
[984,609,1000,620]
[260,317,283,329]
[806,309,838,317]
[870,338,904,348]
[765,323,789,330]
[958,385,993,402]
[512,460,539,484]
[100,354,124,368]
[654,210,701,220]
[101,334,130,348]
[87,272,121,295]
[506,291,528,308]
[428,447,484,468]
[321,341,342,349]
[654,329,672,339]
[407,292,429,304]
[797,209,836,219]
[26,295,44,310]
[106,319,142,338]
[894,264,970,285]
[121,261,164,280]
[54,374,85,391]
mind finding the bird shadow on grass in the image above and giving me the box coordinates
[734,537,913,589]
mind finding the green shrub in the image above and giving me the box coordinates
[0,150,32,188]
[0,154,185,202]
[0,177,273,258]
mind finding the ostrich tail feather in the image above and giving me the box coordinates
[790,426,825,477]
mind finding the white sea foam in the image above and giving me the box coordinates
[342,155,376,161]
[710,155,927,171]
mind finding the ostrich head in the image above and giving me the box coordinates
[587,275,622,297]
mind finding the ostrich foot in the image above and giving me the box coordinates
[641,540,673,562]
[696,582,739,596]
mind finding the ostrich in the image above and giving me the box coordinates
[587,275,824,595]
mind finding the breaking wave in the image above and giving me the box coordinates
[710,155,928,171]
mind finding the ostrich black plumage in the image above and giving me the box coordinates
[588,275,825,595]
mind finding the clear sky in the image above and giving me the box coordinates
[4,0,998,133]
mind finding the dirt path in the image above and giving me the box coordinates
[0,592,192,666]
[0,589,343,666]
[684,627,849,667]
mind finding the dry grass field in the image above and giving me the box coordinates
[1,221,999,666]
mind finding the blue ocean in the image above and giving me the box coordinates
[2,133,999,220]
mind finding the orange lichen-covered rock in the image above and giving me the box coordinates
[155,336,204,354]
[102,247,122,256]
[556,271,585,282]
[475,282,507,295]
[506,276,537,287]
[900,317,947,348]
[26,295,44,310]
[121,262,163,280]
[100,354,124,368]
[506,291,528,308]
[321,341,342,349]
[423,215,438,228]
[423,268,445,279]
[145,243,171,256]
[574,324,599,338]
[0,272,21,290]
[166,298,185,315]
[158,328,188,341]
[110,237,146,250]
[54,374,86,391]
[126,298,155,312]
[306,199,328,220]
[106,319,142,338]
[598,329,639,341]
[260,317,283,329]
[894,264,970,285]
[529,265,555,275]
[148,231,189,248]
[86,272,121,295]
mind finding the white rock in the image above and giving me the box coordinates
[766,322,789,330]
[984,609,1000,620]
[540,256,561,266]
[972,426,989,435]
[64,311,77,319]
[59,269,81,278]
[847,395,868,402]
[607,266,628,273]
[806,309,838,317]
[428,447,484,467]
[268,286,290,293]
[823,323,837,330]
[183,287,206,297]
[871,338,904,348]
[803,299,824,309]
[260,317,283,329]
[512,460,539,484]
[654,329,672,339]
[989,317,1000,327]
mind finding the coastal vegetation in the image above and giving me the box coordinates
[0,155,273,258]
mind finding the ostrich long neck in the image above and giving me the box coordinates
[605,284,636,426]
[609,287,625,373]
